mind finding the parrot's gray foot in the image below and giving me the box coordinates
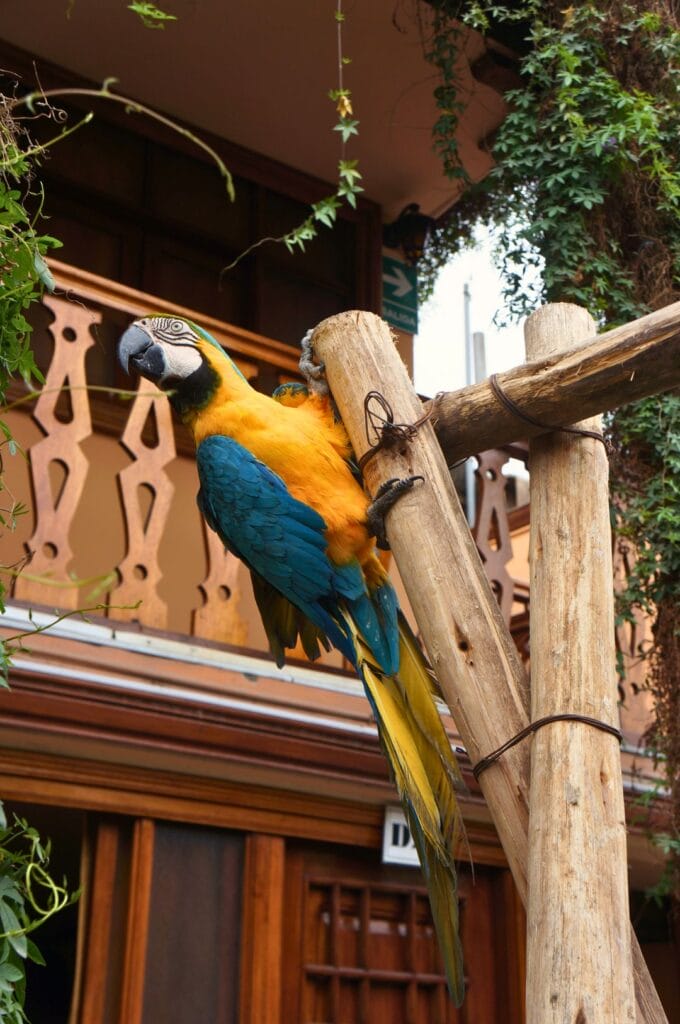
[299,329,329,396]
[368,475,423,550]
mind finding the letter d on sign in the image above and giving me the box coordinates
[382,806,420,866]
[392,821,412,848]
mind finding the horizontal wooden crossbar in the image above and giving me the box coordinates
[429,300,680,462]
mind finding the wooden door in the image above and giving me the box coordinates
[77,817,245,1024]
[282,842,525,1024]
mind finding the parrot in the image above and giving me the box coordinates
[118,314,466,1003]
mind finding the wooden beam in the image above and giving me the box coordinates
[312,309,667,1024]
[524,304,635,1023]
[429,300,680,463]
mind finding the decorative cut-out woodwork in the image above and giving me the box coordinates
[14,296,98,608]
[472,449,519,625]
[193,523,249,646]
[109,381,176,628]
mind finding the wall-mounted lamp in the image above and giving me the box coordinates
[382,203,436,265]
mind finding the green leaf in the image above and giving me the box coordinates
[0,965,23,984]
[0,906,27,960]
[338,159,362,185]
[32,253,55,293]
[333,118,359,143]
[311,196,341,228]
[127,2,177,28]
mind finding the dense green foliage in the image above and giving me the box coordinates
[0,805,75,1023]
[424,0,680,902]
[610,394,680,901]
[612,397,680,616]
[422,1,680,317]
[0,106,57,401]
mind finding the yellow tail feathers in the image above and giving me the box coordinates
[342,612,466,1005]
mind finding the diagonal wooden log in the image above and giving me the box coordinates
[312,310,667,1024]
[429,299,680,464]
[525,304,635,1022]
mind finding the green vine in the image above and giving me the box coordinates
[222,1,362,272]
[424,0,680,906]
[0,96,59,398]
[12,81,234,201]
[424,3,469,185]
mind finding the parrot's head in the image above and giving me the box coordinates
[118,315,247,414]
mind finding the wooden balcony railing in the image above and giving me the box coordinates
[2,260,659,771]
[4,261,531,664]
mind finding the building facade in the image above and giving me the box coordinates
[0,3,675,1021]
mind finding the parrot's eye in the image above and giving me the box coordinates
[171,320,185,333]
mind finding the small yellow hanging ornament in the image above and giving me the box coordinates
[336,94,353,118]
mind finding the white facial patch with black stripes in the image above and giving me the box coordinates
[149,317,203,381]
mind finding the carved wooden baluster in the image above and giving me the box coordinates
[14,297,99,608]
[109,381,175,628]
[472,449,515,624]
[192,524,248,646]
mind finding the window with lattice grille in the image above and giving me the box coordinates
[301,879,456,1023]
[283,843,524,1024]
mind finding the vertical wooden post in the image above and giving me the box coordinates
[525,304,635,1023]
[239,835,285,1024]
[119,818,155,1024]
[313,310,532,892]
[312,309,667,1024]
[78,821,121,1023]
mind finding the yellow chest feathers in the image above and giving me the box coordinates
[191,390,369,539]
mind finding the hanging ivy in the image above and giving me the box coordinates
[424,0,680,904]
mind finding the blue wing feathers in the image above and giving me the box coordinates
[374,581,400,673]
[196,434,400,673]
[196,435,360,663]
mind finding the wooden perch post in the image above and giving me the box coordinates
[315,311,532,889]
[429,299,680,465]
[524,304,635,1023]
[312,309,667,1024]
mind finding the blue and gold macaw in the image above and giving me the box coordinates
[119,315,466,1003]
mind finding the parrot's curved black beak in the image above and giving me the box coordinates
[118,322,166,382]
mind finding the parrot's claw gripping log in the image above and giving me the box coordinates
[299,329,329,395]
[367,475,424,550]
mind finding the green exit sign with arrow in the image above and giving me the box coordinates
[382,255,419,334]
